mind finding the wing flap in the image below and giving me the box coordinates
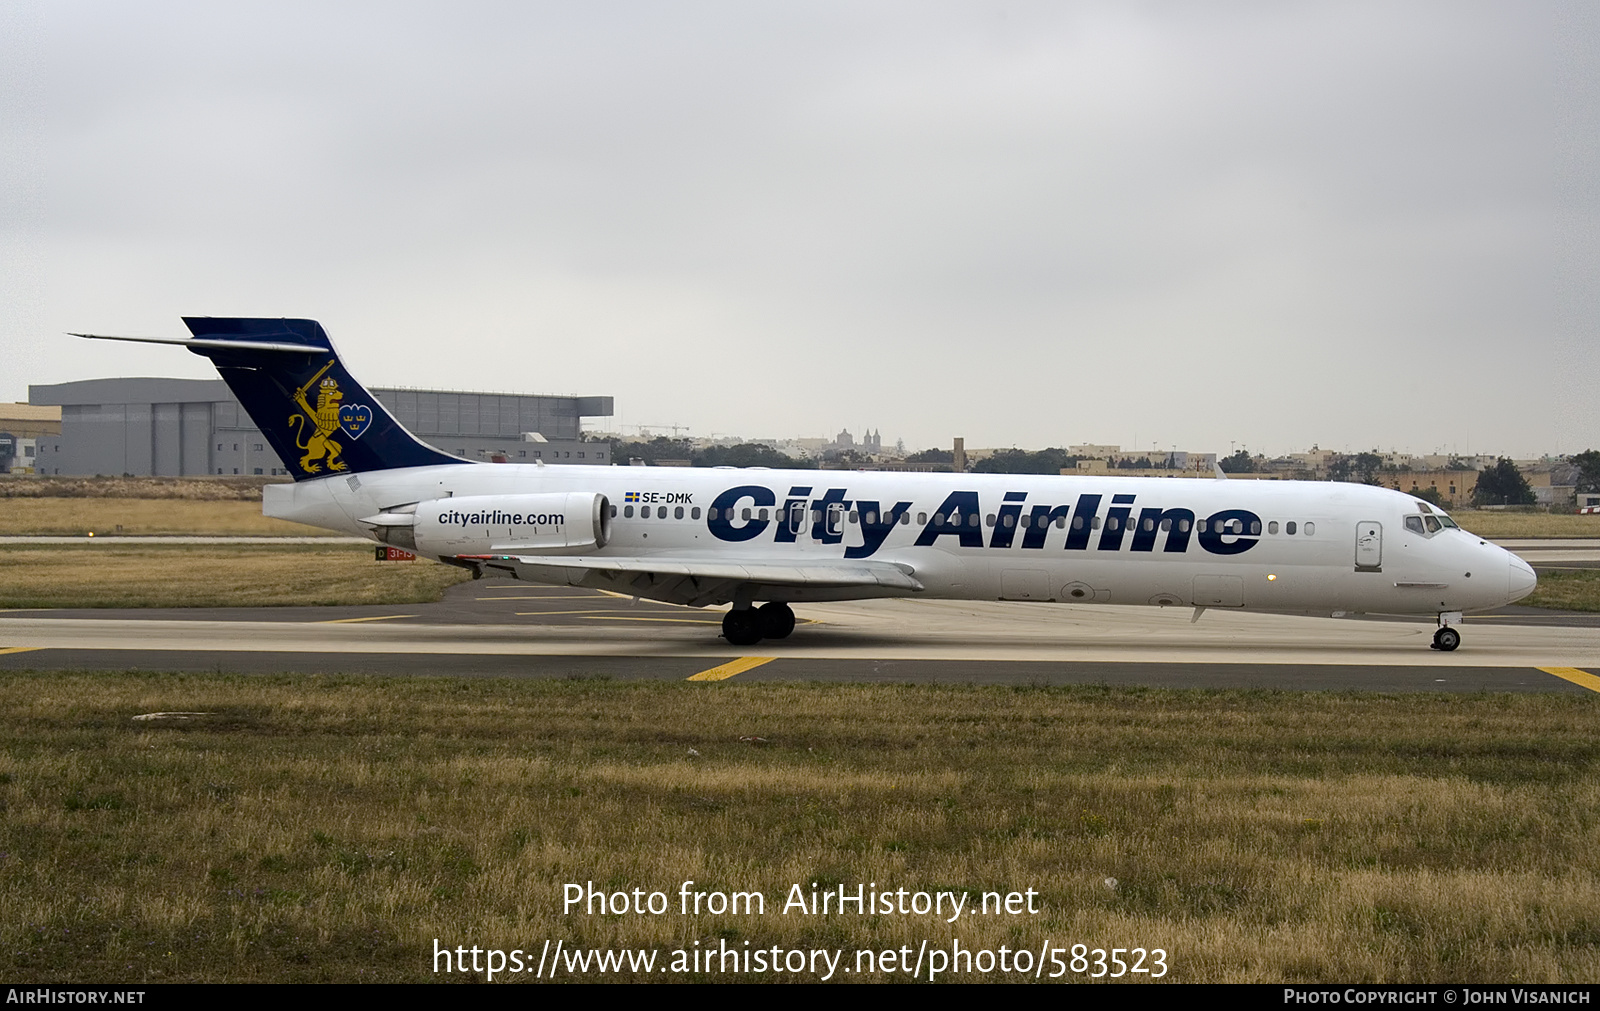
[458,553,923,606]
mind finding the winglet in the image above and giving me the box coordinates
[1213,463,1228,480]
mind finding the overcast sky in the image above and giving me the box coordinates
[3,1,1595,457]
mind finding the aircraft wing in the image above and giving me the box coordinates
[460,554,924,607]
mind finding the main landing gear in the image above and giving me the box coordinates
[721,602,795,647]
[1431,611,1463,652]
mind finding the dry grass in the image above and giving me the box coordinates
[0,476,281,500]
[1523,570,1600,613]
[0,675,1594,983]
[0,544,470,608]
[0,498,331,537]
[1453,511,1600,539]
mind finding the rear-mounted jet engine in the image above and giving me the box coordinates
[361,492,612,557]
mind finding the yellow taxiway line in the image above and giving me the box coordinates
[314,615,417,625]
[0,646,42,655]
[1536,667,1600,694]
[686,656,777,681]
[582,616,722,625]
[477,594,624,601]
[514,609,612,616]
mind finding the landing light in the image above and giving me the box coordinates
[1267,573,1277,581]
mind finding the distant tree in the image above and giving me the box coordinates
[905,448,954,465]
[1218,449,1255,474]
[972,448,1079,475]
[1473,457,1536,506]
[1409,486,1445,507]
[611,436,693,465]
[1328,452,1383,484]
[693,443,814,469]
[1572,449,1600,494]
[1353,452,1384,484]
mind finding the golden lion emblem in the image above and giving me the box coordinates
[288,366,347,473]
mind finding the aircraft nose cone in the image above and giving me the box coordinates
[1507,556,1537,603]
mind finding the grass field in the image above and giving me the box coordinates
[1521,570,1600,613]
[0,498,331,537]
[0,544,471,609]
[0,674,1594,983]
[0,475,280,500]
[1452,511,1600,539]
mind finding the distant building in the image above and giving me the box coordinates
[28,377,613,476]
[0,402,61,439]
[1380,470,1479,508]
[0,434,38,473]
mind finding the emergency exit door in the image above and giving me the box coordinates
[1355,521,1383,571]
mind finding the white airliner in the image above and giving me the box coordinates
[77,318,1538,651]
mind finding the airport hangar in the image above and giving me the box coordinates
[26,378,614,477]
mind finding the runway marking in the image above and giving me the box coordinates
[1536,667,1600,694]
[477,595,625,601]
[514,609,611,616]
[687,656,777,681]
[314,615,417,624]
[582,616,723,625]
[0,647,42,655]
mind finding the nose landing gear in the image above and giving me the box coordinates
[1431,611,1463,651]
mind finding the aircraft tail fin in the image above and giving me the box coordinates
[77,318,465,480]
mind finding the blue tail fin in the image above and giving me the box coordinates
[181,317,464,480]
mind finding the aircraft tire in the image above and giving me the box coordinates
[758,601,796,640]
[722,608,764,647]
[1432,626,1461,652]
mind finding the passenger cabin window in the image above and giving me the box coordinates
[674,506,684,520]
[1286,521,1297,535]
[1304,522,1315,535]
[1268,521,1279,534]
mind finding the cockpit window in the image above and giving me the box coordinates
[1416,501,1433,514]
[1438,516,1459,529]
[1424,515,1441,533]
[1405,516,1425,535]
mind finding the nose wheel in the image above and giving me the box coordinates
[1431,626,1461,652]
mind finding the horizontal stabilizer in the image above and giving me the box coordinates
[71,333,327,354]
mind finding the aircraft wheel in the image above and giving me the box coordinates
[758,601,796,640]
[1432,626,1461,652]
[722,608,764,647]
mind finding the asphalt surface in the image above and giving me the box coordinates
[1,577,1596,693]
